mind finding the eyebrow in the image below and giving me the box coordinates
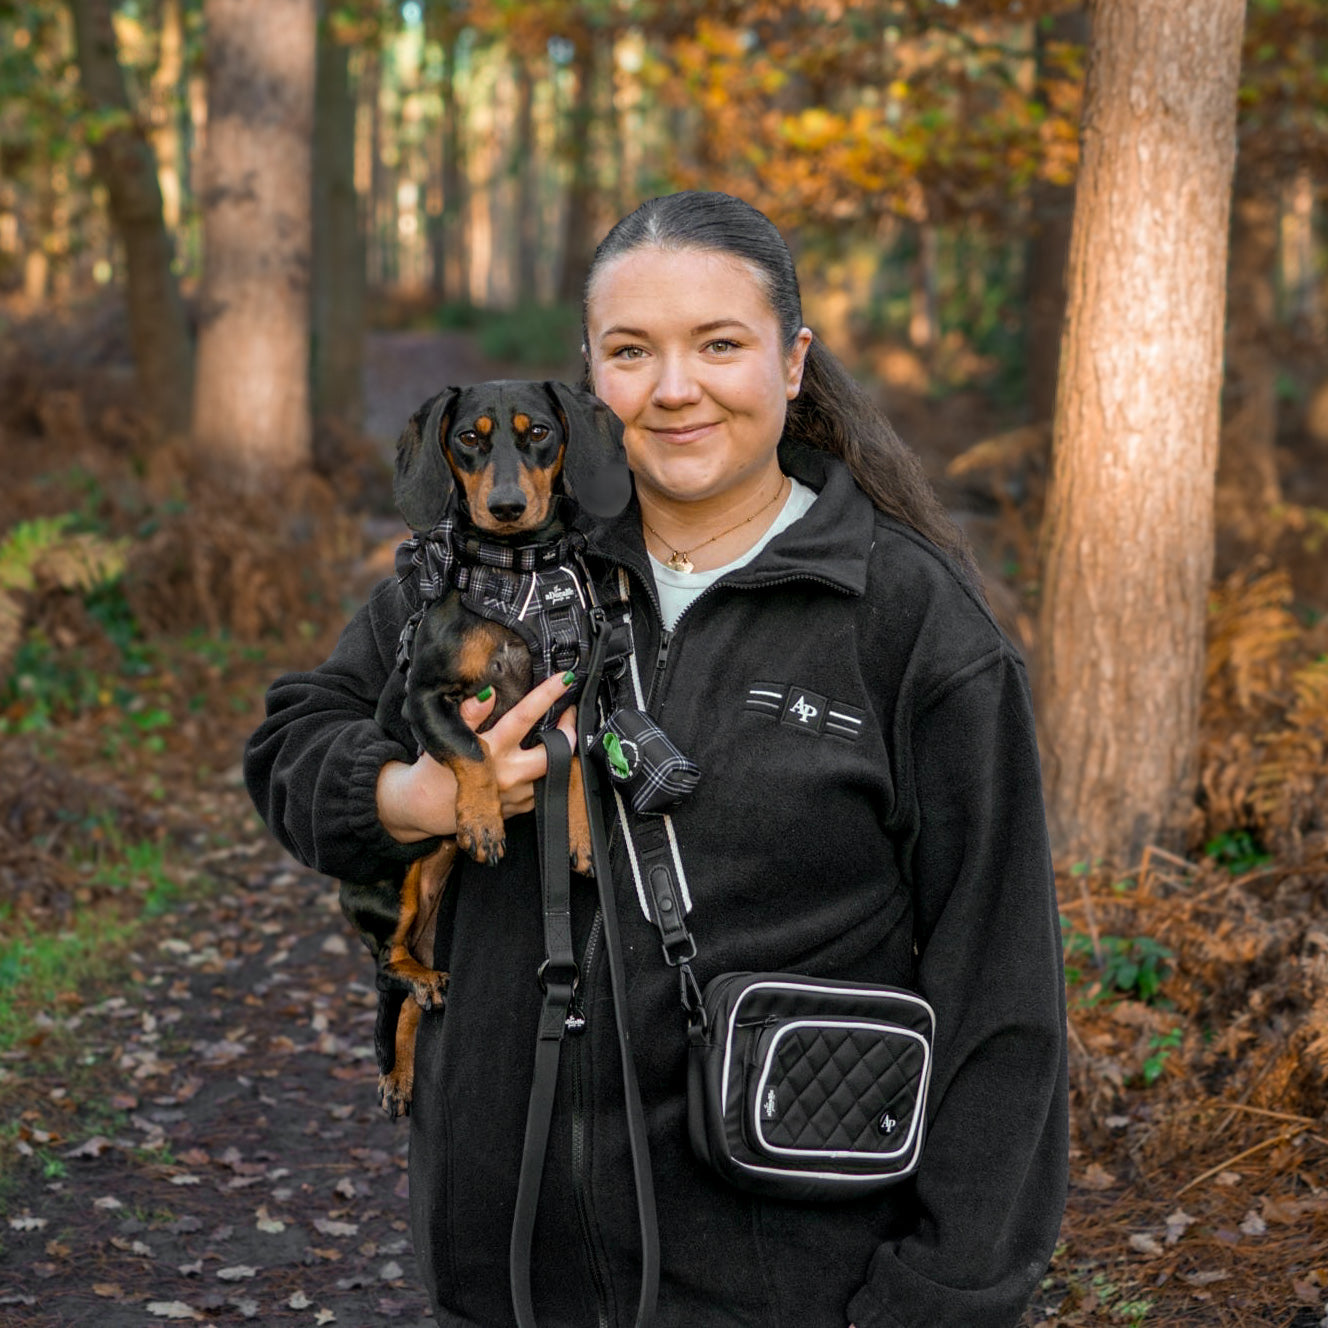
[597,318,755,342]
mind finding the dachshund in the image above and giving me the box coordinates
[340,379,631,1116]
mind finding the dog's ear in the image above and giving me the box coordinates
[394,388,459,532]
[544,381,632,519]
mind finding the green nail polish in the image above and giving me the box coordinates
[475,685,493,703]
[562,670,576,686]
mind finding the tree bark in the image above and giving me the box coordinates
[1036,0,1246,865]
[556,32,599,304]
[1216,183,1281,542]
[438,37,470,308]
[312,14,364,430]
[70,0,193,436]
[514,55,539,300]
[192,0,316,491]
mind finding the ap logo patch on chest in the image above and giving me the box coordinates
[744,682,867,742]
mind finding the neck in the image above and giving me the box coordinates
[637,468,789,572]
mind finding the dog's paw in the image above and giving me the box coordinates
[569,840,594,876]
[378,1072,413,1120]
[457,818,506,865]
[410,969,449,1011]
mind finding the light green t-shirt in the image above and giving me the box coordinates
[648,478,819,631]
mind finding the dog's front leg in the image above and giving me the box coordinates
[567,758,593,875]
[410,692,506,864]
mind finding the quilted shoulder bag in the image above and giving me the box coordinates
[614,809,936,1203]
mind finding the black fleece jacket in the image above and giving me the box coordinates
[244,442,1068,1328]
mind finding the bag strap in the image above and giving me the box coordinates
[510,604,659,1328]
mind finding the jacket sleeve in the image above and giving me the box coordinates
[848,647,1068,1328]
[243,575,445,884]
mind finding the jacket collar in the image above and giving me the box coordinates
[576,440,875,599]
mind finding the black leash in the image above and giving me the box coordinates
[510,605,659,1328]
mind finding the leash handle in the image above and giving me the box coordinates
[511,729,576,1328]
[510,606,659,1328]
[578,606,660,1328]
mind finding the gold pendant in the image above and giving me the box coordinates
[665,550,695,574]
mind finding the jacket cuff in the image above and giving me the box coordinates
[340,737,446,876]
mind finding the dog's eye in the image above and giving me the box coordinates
[455,430,479,448]
[528,424,551,442]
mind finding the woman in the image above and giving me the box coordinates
[246,190,1067,1328]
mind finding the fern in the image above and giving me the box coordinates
[0,516,129,675]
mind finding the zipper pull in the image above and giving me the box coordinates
[653,626,674,679]
[565,992,587,1035]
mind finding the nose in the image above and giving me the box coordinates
[487,487,527,523]
[650,352,702,409]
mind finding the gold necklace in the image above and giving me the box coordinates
[641,477,788,574]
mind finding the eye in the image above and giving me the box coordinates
[455,430,479,447]
[528,423,551,441]
[705,338,740,354]
[610,345,646,360]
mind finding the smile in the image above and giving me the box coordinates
[644,422,719,444]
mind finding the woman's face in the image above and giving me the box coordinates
[585,246,811,510]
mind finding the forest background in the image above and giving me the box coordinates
[1,0,1327,1324]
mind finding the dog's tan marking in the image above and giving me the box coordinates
[512,412,531,433]
[475,414,494,436]
[568,759,594,875]
[448,745,505,864]
[380,855,451,1005]
[457,620,507,687]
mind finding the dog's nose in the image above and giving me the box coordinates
[487,488,527,523]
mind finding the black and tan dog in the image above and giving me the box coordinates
[340,379,631,1116]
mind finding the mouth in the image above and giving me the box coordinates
[643,421,719,445]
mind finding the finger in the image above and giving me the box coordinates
[490,669,575,740]
[459,688,497,731]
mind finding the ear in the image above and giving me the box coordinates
[394,388,459,532]
[544,380,632,519]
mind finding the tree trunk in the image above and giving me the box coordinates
[1036,0,1246,865]
[557,33,598,304]
[192,0,316,491]
[514,54,539,300]
[1023,9,1089,425]
[70,0,193,436]
[312,14,364,430]
[1216,184,1281,542]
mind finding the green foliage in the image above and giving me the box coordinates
[475,303,582,368]
[1141,1028,1182,1086]
[1203,829,1272,875]
[1062,921,1174,1005]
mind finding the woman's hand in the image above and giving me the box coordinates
[376,671,579,843]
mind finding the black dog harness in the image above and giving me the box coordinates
[394,504,602,727]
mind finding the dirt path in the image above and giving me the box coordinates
[1,842,434,1327]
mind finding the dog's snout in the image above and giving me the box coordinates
[487,488,528,523]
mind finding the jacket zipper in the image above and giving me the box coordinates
[570,907,611,1328]
[637,570,850,719]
